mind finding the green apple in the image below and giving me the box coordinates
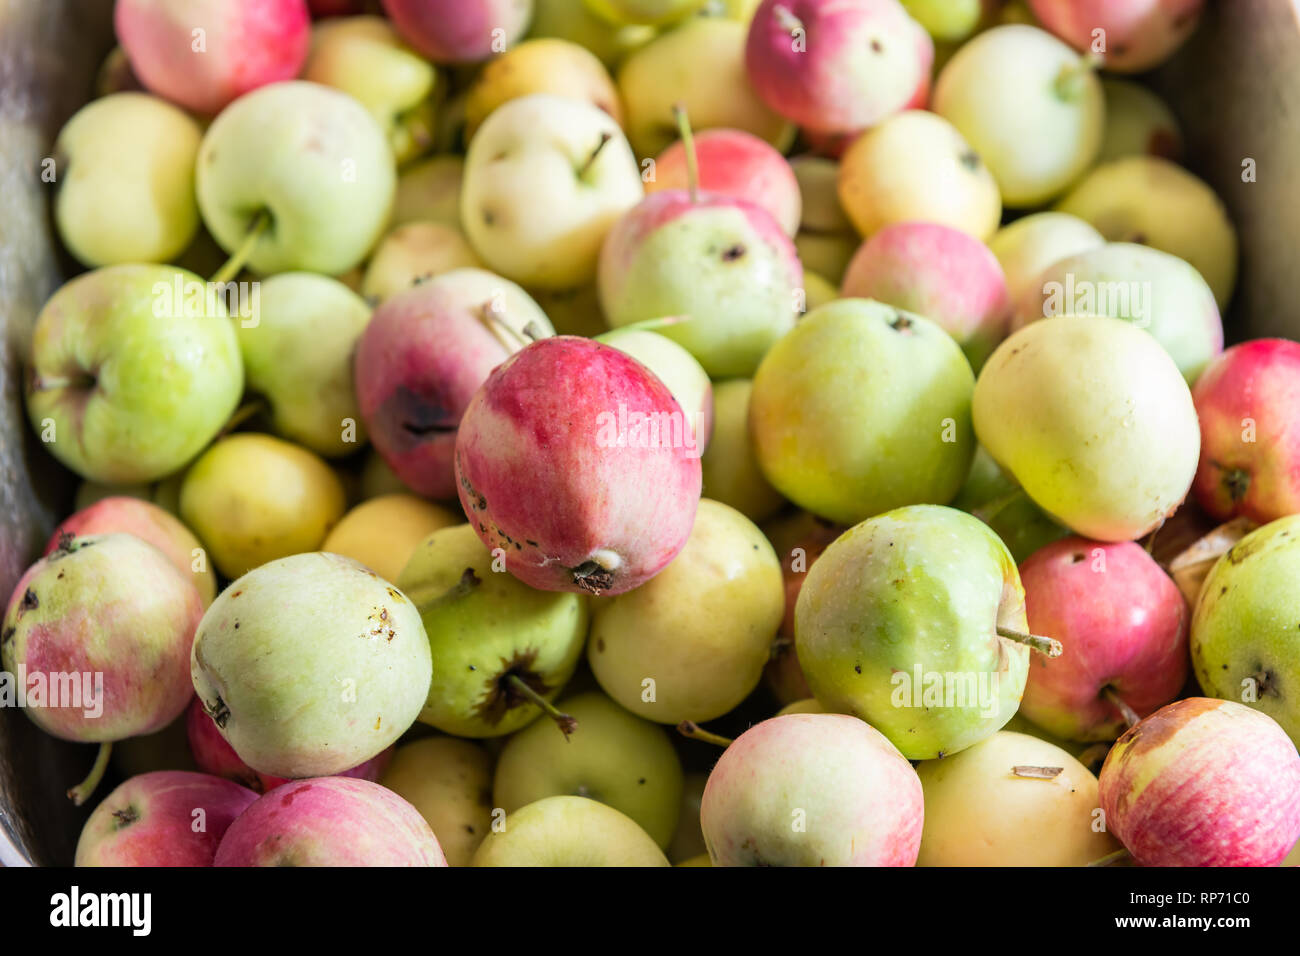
[701,379,785,523]
[802,271,839,311]
[588,499,784,724]
[1056,155,1238,308]
[750,298,976,526]
[1098,78,1183,165]
[794,504,1032,760]
[302,15,440,166]
[54,92,201,267]
[392,154,464,229]
[793,231,857,285]
[951,445,1069,563]
[586,0,705,25]
[471,795,670,866]
[667,771,708,863]
[196,81,396,275]
[493,691,684,848]
[396,523,589,738]
[529,0,656,69]
[361,222,482,302]
[973,315,1200,541]
[380,736,495,866]
[789,155,853,234]
[902,0,981,42]
[461,94,643,289]
[1190,515,1300,746]
[595,327,712,446]
[987,211,1105,306]
[26,265,243,485]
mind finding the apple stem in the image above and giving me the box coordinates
[671,103,700,204]
[1054,52,1101,100]
[504,675,577,739]
[66,741,112,806]
[996,626,1062,658]
[772,4,804,35]
[1086,847,1132,868]
[477,299,540,354]
[677,720,733,748]
[577,132,612,179]
[219,399,264,437]
[210,210,270,286]
[1102,686,1141,728]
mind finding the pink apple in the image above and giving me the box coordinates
[1192,339,1300,524]
[381,0,531,63]
[455,336,702,595]
[648,129,802,236]
[840,221,1010,368]
[214,777,448,866]
[75,771,258,866]
[745,0,924,136]
[1028,0,1204,73]
[114,0,311,114]
[1017,536,1189,742]
[1099,698,1300,866]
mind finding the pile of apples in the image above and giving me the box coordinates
[7,0,1300,868]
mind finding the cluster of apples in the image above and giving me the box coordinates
[5,0,1300,868]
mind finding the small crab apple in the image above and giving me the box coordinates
[454,336,702,595]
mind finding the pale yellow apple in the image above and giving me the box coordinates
[361,222,482,302]
[320,493,461,582]
[380,736,495,866]
[471,795,671,866]
[701,379,785,523]
[987,211,1104,305]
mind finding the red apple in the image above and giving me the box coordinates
[1028,0,1204,74]
[381,0,531,63]
[1099,698,1300,866]
[1017,536,1189,742]
[1192,339,1300,525]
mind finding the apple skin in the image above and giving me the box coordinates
[1028,0,1204,73]
[987,211,1103,306]
[196,81,396,276]
[354,268,554,500]
[382,0,532,63]
[1099,698,1300,867]
[461,94,643,290]
[598,190,803,379]
[594,327,713,447]
[841,222,1010,370]
[2,534,203,744]
[46,496,217,608]
[585,0,705,24]
[26,265,243,486]
[321,494,461,583]
[529,0,656,69]
[472,795,671,866]
[1017,536,1189,742]
[115,0,311,114]
[1098,77,1183,164]
[75,771,258,867]
[1190,516,1300,746]
[215,777,448,866]
[1191,340,1300,524]
[363,223,482,303]
[455,336,702,595]
[700,379,784,522]
[794,505,1030,761]
[701,713,924,866]
[950,445,1069,564]
[745,0,923,136]
[379,737,494,866]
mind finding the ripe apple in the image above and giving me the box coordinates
[588,498,784,724]
[794,505,1032,760]
[701,379,785,522]
[471,795,671,866]
[391,154,464,229]
[26,265,243,485]
[973,316,1200,541]
[750,299,975,525]
[986,211,1104,306]
[380,737,494,866]
[115,0,311,114]
[933,24,1103,207]
[361,222,483,302]
[381,0,532,63]
[1099,698,1300,866]
[594,327,713,446]
[321,494,460,583]
[1098,77,1183,163]
[701,713,924,866]
[1028,0,1204,73]
[461,94,643,289]
[951,446,1069,563]
[837,109,1001,241]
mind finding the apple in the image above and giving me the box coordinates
[1028,0,1204,73]
[179,433,347,580]
[986,211,1104,306]
[837,109,1001,241]
[793,232,856,284]
[321,494,461,583]
[585,0,705,24]
[380,737,495,866]
[841,221,1011,370]
[396,522,589,737]
[973,316,1200,541]
[461,94,643,290]
[701,713,924,866]
[302,15,440,166]
[381,0,532,62]
[701,379,785,522]
[1191,340,1300,524]
[951,445,1069,563]
[53,92,201,267]
[115,0,311,114]
[454,336,702,595]
[750,299,975,526]
[25,265,243,486]
[471,795,671,866]
[745,0,924,136]
[647,128,802,236]
[354,268,555,500]
[529,0,656,68]
[594,327,713,446]
[795,505,1033,760]
[392,154,464,229]
[196,81,396,276]
[75,771,258,866]
[916,731,1119,866]
[361,222,483,302]
[1011,242,1223,384]
[901,0,981,41]
[933,24,1103,208]
[802,270,839,310]
[1055,156,1238,309]
[1017,536,1189,742]
[1099,698,1300,866]
[1097,77,1183,164]
[360,449,412,499]
[790,154,853,234]
[618,16,794,158]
